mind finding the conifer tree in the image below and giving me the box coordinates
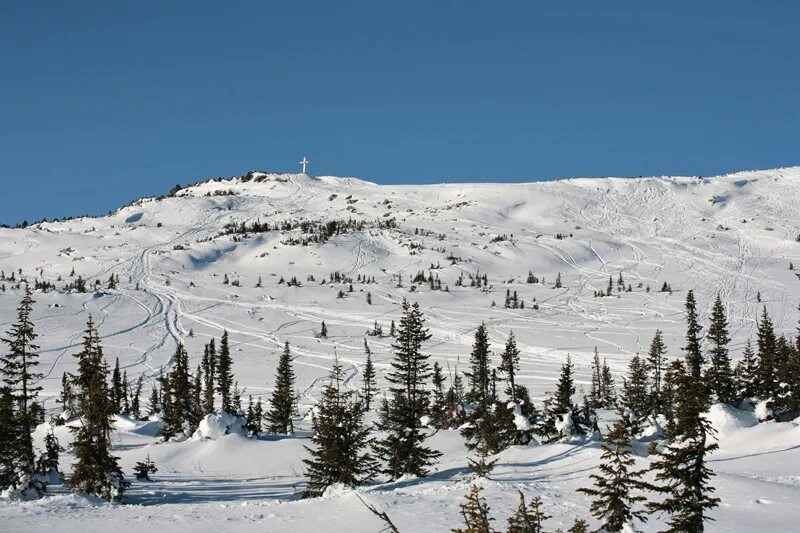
[202,339,217,414]
[216,331,235,414]
[430,361,447,427]
[462,324,514,454]
[578,413,651,532]
[621,354,649,429]
[303,357,376,497]
[374,299,440,479]
[755,306,778,399]
[705,295,735,404]
[589,348,603,409]
[131,374,143,420]
[68,317,128,501]
[0,386,17,490]
[683,290,704,379]
[133,455,158,481]
[36,429,60,480]
[600,358,617,408]
[159,343,196,440]
[498,331,521,403]
[648,298,720,531]
[506,490,550,533]
[0,285,44,497]
[110,357,123,414]
[121,370,130,414]
[266,341,297,434]
[646,329,667,416]
[147,385,160,417]
[734,340,758,401]
[361,339,377,411]
[453,484,495,533]
[58,371,77,416]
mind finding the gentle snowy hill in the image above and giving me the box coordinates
[2,166,800,531]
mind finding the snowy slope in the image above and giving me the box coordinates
[1,167,800,531]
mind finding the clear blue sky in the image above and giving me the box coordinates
[1,2,798,225]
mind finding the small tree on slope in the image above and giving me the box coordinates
[452,484,495,533]
[302,357,376,497]
[266,341,297,434]
[68,317,128,502]
[577,413,651,532]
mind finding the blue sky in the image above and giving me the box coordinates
[1,2,798,224]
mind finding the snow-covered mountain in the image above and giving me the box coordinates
[2,166,800,531]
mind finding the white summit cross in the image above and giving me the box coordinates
[299,156,309,174]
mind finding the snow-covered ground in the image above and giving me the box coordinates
[1,167,800,531]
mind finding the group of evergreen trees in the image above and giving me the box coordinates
[4,278,800,528]
[1,287,127,501]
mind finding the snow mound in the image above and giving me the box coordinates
[707,403,758,438]
[192,413,246,440]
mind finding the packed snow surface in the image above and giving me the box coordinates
[2,167,800,531]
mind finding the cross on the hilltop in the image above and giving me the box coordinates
[299,156,309,174]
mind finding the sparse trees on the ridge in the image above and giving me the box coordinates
[266,341,297,435]
[68,317,128,501]
[0,285,45,497]
[303,357,376,498]
[374,299,440,479]
[216,331,235,414]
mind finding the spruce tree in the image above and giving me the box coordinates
[202,339,217,414]
[0,285,44,497]
[131,375,144,420]
[683,290,704,379]
[0,386,18,490]
[159,343,196,440]
[302,357,376,497]
[68,317,128,501]
[621,354,649,430]
[646,329,667,416]
[705,295,735,404]
[216,331,235,414]
[374,299,440,479]
[453,484,495,533]
[578,413,651,532]
[600,358,617,408]
[361,339,377,411]
[755,306,778,399]
[462,324,514,454]
[589,348,603,409]
[430,361,447,427]
[498,331,521,403]
[734,340,758,401]
[506,490,550,533]
[267,341,297,434]
[36,429,60,480]
[110,357,123,414]
[648,300,720,531]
